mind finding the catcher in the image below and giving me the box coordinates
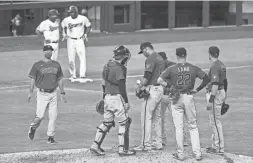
[134,42,164,151]
[90,45,136,157]
[205,46,229,155]
[158,47,210,161]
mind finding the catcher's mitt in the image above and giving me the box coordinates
[221,102,229,115]
[96,100,105,115]
[136,88,150,99]
[168,86,180,103]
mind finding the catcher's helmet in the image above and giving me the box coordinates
[113,45,131,65]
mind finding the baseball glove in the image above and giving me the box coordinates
[221,102,229,115]
[96,100,105,115]
[168,86,180,103]
[136,88,150,99]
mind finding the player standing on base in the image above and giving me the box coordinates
[27,45,66,144]
[134,42,164,151]
[205,46,227,155]
[90,46,136,156]
[158,47,210,161]
[36,9,60,61]
[61,6,91,83]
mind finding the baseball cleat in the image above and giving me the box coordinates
[206,147,224,155]
[133,145,148,151]
[28,127,36,140]
[118,150,136,157]
[183,141,189,147]
[90,147,105,156]
[194,154,203,161]
[47,137,57,144]
[69,76,77,82]
[79,77,93,83]
[172,153,185,161]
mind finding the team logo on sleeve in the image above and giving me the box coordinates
[146,64,151,69]
[213,75,217,79]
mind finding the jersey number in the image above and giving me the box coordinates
[177,73,191,86]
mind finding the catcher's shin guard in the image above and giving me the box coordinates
[118,117,132,151]
[93,121,115,147]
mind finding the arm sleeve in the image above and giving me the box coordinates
[224,79,228,92]
[84,17,91,27]
[210,67,220,84]
[36,22,45,32]
[28,64,37,79]
[61,19,66,28]
[196,75,210,92]
[118,79,128,103]
[145,58,155,73]
[57,64,64,81]
[116,67,126,81]
[195,66,206,79]
[144,71,152,81]
[160,68,171,81]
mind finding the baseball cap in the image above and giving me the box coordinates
[209,46,219,58]
[138,42,153,54]
[176,47,187,57]
[158,52,167,60]
[68,5,78,13]
[48,9,59,17]
[43,45,54,51]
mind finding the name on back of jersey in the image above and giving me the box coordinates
[178,66,190,73]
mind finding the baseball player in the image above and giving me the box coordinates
[61,6,91,82]
[158,52,189,147]
[158,47,210,161]
[27,45,66,144]
[36,9,60,61]
[205,46,227,155]
[134,42,164,151]
[90,46,136,156]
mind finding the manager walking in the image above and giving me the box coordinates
[27,45,66,144]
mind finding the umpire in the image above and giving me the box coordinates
[27,45,66,144]
[134,42,164,151]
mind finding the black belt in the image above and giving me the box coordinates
[45,40,59,43]
[149,84,160,86]
[106,93,118,96]
[206,88,224,93]
[39,88,55,93]
[70,37,81,40]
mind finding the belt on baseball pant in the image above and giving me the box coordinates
[39,88,56,93]
[106,93,118,96]
[69,37,82,40]
[45,40,59,43]
[147,84,160,86]
[206,88,224,93]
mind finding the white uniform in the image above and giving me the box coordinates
[36,19,60,61]
[61,15,91,78]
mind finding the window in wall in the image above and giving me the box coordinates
[210,1,236,26]
[175,1,202,28]
[114,5,130,24]
[141,1,168,29]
